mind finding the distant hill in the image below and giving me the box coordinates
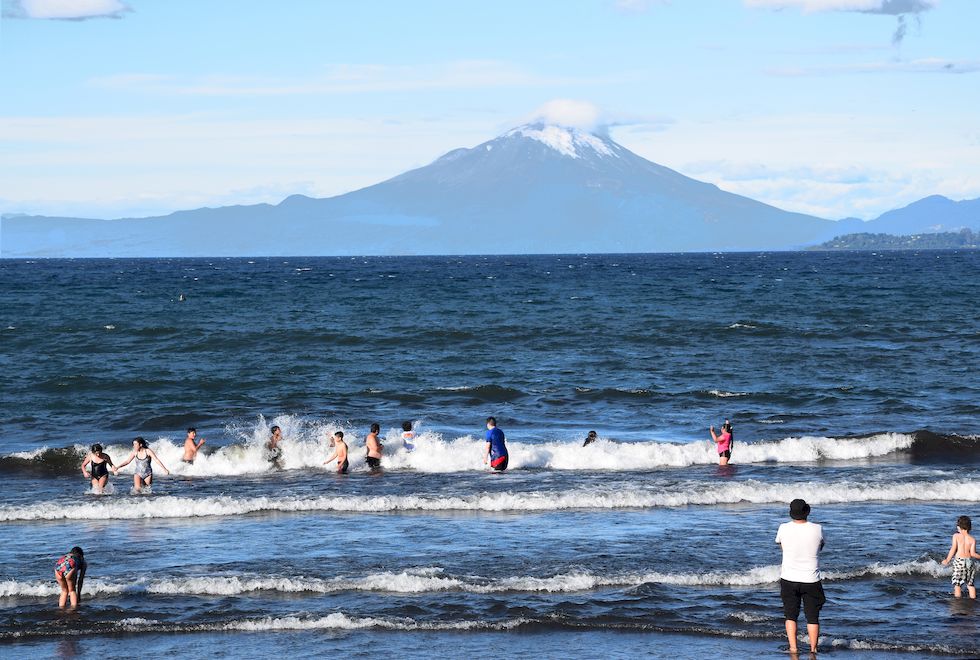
[812,228,979,251]
[2,123,852,257]
[862,195,980,235]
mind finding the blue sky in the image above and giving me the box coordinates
[2,0,978,220]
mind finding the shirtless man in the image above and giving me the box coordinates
[941,515,979,598]
[365,423,383,470]
[266,425,283,467]
[323,431,349,474]
[182,427,206,463]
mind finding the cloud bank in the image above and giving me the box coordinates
[2,0,131,20]
[745,0,938,44]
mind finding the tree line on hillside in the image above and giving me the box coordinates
[811,228,978,251]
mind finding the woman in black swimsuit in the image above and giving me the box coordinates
[81,443,115,494]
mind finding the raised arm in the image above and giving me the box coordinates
[709,426,719,443]
[148,448,170,475]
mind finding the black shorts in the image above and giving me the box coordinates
[780,579,825,623]
[719,450,731,459]
[366,456,381,470]
[338,459,349,474]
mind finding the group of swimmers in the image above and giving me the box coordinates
[82,416,739,492]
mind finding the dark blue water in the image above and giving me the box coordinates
[1,252,979,658]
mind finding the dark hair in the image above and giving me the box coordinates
[370,423,380,434]
[135,437,148,449]
[90,444,103,453]
[334,431,344,440]
[402,421,412,432]
[271,425,281,434]
[587,430,597,437]
[70,546,84,557]
[957,515,972,532]
[789,499,810,520]
[187,427,197,434]
[487,416,496,425]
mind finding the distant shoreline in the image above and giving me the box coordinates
[810,229,979,251]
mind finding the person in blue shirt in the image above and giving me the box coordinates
[484,416,509,471]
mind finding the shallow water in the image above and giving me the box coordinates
[1,252,979,658]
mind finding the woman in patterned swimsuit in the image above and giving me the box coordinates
[115,437,170,492]
[54,546,86,608]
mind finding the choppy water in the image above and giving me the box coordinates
[1,252,979,658]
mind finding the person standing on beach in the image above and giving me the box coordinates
[323,431,350,474]
[484,416,509,471]
[709,419,733,465]
[81,444,114,494]
[54,546,86,609]
[776,498,825,655]
[114,437,170,491]
[941,515,978,598]
[365,423,383,470]
[182,427,205,463]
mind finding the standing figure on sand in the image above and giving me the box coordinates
[942,515,979,599]
[710,419,734,465]
[365,423,383,471]
[182,427,206,464]
[81,444,114,494]
[484,416,509,471]
[54,546,86,609]
[776,498,825,656]
[323,431,349,474]
[114,437,170,492]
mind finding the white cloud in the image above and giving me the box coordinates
[86,61,629,97]
[4,0,131,20]
[518,99,673,135]
[744,0,936,14]
[612,0,669,13]
[768,57,980,75]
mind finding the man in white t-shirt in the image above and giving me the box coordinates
[775,498,825,655]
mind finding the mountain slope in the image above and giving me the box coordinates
[3,124,858,257]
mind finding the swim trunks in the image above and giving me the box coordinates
[490,455,509,471]
[780,579,825,623]
[366,456,381,470]
[951,557,976,586]
[55,554,77,577]
[719,449,731,459]
[338,459,349,474]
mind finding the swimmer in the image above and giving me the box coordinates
[709,419,734,466]
[583,430,598,446]
[81,444,114,494]
[115,437,170,492]
[181,427,205,463]
[401,421,416,452]
[266,425,284,467]
[54,546,86,608]
[365,423,383,470]
[484,416,509,471]
[323,431,349,474]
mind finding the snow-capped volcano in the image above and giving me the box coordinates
[503,123,618,159]
[3,123,854,257]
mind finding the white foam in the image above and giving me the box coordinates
[2,480,975,522]
[0,429,928,477]
[0,560,948,600]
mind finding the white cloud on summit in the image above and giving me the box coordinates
[522,100,674,135]
[3,0,131,20]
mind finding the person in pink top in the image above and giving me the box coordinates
[709,419,733,465]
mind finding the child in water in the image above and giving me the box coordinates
[114,437,170,492]
[401,421,416,452]
[81,444,114,494]
[54,546,86,608]
[941,515,979,598]
[323,431,349,474]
